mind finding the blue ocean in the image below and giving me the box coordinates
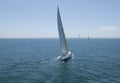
[0,38,120,83]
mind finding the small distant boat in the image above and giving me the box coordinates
[79,35,80,39]
[57,6,73,62]
[87,35,90,40]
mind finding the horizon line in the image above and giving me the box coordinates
[0,37,120,39]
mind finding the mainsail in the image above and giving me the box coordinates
[57,7,70,56]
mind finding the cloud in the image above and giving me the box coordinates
[99,26,117,31]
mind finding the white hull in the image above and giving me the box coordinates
[58,51,73,61]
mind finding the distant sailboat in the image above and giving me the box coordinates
[79,35,80,39]
[57,6,73,61]
[87,35,90,40]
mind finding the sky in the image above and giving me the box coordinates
[0,0,120,38]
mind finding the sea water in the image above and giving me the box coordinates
[0,38,120,83]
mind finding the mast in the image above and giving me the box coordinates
[57,7,70,56]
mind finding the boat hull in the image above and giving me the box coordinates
[59,52,73,62]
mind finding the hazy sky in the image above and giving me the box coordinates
[0,0,120,38]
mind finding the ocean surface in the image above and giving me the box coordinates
[0,38,120,83]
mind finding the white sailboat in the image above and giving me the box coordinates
[87,35,90,40]
[79,35,80,39]
[57,7,73,61]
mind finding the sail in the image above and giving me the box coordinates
[57,7,70,56]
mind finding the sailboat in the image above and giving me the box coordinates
[57,6,73,61]
[79,35,80,39]
[87,35,90,40]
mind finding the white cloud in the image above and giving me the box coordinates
[99,26,117,31]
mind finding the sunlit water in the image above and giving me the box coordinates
[0,38,120,83]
